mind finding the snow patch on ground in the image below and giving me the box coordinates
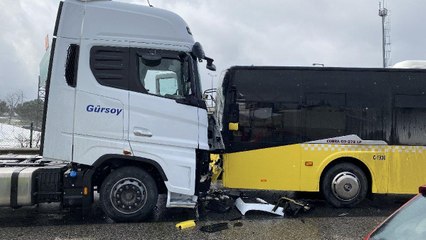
[0,123,41,148]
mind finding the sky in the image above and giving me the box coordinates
[0,0,425,101]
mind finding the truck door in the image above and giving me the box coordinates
[72,43,130,165]
[127,47,200,195]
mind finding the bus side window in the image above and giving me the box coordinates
[394,95,426,145]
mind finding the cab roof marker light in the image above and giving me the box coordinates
[78,0,112,2]
[418,185,426,196]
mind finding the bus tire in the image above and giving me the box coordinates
[321,163,368,207]
[100,166,158,222]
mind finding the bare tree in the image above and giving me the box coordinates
[6,91,23,124]
[0,100,8,116]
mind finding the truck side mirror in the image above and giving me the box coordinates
[192,42,216,71]
[228,103,239,131]
[229,103,239,122]
[192,42,205,59]
[205,57,216,71]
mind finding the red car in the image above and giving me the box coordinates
[365,186,426,240]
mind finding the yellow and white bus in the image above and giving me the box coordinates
[215,65,426,207]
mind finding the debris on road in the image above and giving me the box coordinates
[235,197,285,216]
[200,222,229,233]
[202,190,235,213]
[338,213,349,217]
[273,196,311,217]
[176,220,196,230]
[233,221,243,227]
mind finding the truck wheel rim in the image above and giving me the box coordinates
[110,177,147,215]
[331,172,360,201]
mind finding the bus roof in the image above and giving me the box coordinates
[227,65,426,73]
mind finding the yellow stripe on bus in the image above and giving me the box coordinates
[222,144,426,195]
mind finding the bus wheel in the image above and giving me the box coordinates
[100,166,158,222]
[321,163,368,207]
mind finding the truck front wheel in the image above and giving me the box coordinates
[100,166,158,222]
[321,163,368,208]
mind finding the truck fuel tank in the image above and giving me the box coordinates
[0,166,64,208]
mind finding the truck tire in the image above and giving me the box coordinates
[100,166,158,222]
[321,163,368,208]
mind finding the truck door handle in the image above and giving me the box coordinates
[133,128,152,137]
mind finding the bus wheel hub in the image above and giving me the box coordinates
[331,172,360,201]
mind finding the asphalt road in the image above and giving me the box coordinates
[0,192,412,240]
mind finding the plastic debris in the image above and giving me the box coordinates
[235,197,284,216]
[176,220,196,230]
[233,222,243,227]
[200,222,229,233]
[273,196,311,217]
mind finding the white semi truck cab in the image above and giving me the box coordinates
[0,0,216,222]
